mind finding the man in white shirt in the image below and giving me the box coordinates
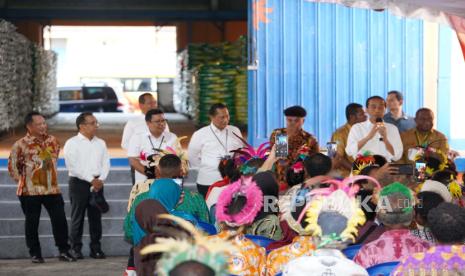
[63,112,110,260]
[346,96,403,162]
[121,93,169,184]
[188,103,243,198]
[127,108,179,183]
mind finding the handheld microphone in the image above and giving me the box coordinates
[375,118,384,141]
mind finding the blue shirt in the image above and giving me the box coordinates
[383,112,416,133]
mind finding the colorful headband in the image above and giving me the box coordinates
[291,161,304,173]
[141,215,233,276]
[352,151,376,176]
[215,177,263,227]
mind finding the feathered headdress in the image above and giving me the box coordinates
[215,177,263,227]
[413,147,448,178]
[141,214,234,276]
[230,133,270,175]
[352,151,376,176]
[152,136,189,175]
[299,176,380,247]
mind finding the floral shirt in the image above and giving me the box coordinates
[393,245,465,275]
[270,128,319,189]
[211,230,266,276]
[266,235,316,276]
[353,229,431,268]
[8,134,60,196]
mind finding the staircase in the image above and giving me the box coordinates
[0,167,132,259]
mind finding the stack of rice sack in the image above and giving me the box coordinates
[0,20,34,132]
[32,45,59,116]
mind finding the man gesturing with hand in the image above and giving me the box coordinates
[346,96,403,162]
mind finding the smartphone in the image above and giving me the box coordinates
[415,162,427,173]
[326,142,337,158]
[389,164,414,175]
[275,134,289,158]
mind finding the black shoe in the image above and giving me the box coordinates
[59,251,77,262]
[90,249,106,259]
[31,255,45,263]
[70,249,84,260]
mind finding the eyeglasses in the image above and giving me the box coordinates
[150,119,168,124]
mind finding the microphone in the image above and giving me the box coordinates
[375,118,384,141]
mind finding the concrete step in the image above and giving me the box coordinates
[0,217,125,237]
[0,183,133,201]
[0,234,130,259]
[0,168,132,185]
[0,199,128,219]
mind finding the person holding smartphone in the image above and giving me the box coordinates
[269,105,319,190]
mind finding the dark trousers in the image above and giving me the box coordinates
[196,183,210,199]
[18,194,70,257]
[69,177,102,252]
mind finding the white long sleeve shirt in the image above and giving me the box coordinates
[121,115,169,151]
[188,123,243,186]
[63,133,110,183]
[127,131,179,183]
[345,120,403,161]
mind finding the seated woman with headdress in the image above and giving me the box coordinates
[205,157,240,224]
[139,214,233,276]
[265,153,333,253]
[210,177,266,276]
[266,173,371,276]
[353,182,431,268]
[392,202,465,275]
[279,178,370,276]
[245,171,283,240]
[124,154,207,245]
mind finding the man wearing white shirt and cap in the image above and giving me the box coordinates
[188,103,243,198]
[127,108,179,183]
[63,112,110,259]
[121,93,169,184]
[346,96,403,162]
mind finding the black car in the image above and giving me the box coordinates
[59,86,124,112]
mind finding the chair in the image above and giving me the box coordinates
[245,234,275,248]
[366,261,400,276]
[196,221,217,235]
[342,244,362,260]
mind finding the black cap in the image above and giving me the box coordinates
[284,105,307,117]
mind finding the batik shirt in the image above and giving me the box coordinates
[270,128,319,189]
[8,134,60,196]
[393,245,465,275]
[331,123,353,177]
[266,235,316,276]
[354,229,431,268]
[211,230,266,276]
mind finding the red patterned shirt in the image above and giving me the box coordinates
[354,229,431,268]
[8,133,61,196]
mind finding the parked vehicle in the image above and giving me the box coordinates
[58,86,129,112]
